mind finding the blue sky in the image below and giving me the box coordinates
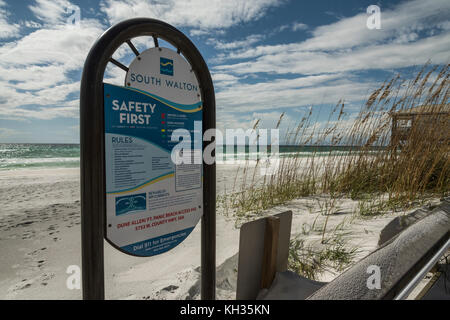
[0,0,449,143]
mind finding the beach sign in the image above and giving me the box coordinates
[104,47,203,256]
[81,18,216,299]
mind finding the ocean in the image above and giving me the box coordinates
[0,143,80,170]
[0,143,373,170]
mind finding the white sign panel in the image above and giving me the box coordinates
[104,47,203,256]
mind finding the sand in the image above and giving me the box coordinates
[0,167,241,300]
[0,164,428,300]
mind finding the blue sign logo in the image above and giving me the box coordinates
[115,193,146,216]
[160,57,173,76]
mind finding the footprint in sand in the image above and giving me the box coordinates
[161,285,179,293]
[22,230,36,239]
[8,273,56,296]
[15,221,34,228]
[14,280,32,290]
[24,247,48,271]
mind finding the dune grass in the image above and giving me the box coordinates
[221,63,449,218]
[288,217,357,280]
[218,63,448,280]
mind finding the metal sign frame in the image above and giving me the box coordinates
[80,18,216,300]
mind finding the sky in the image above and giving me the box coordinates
[0,0,449,143]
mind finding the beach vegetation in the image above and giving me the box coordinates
[220,64,449,218]
[288,219,357,280]
[217,63,448,281]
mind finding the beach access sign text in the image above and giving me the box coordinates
[104,47,203,256]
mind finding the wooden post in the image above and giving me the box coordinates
[391,114,397,147]
[260,216,280,289]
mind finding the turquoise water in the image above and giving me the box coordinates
[0,143,80,170]
[0,143,378,170]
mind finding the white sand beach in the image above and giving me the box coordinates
[0,164,431,300]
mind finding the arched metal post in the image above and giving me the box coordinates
[80,18,216,300]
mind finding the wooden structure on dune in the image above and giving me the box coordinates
[390,104,450,146]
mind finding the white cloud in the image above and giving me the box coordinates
[21,20,43,29]
[214,73,378,118]
[301,0,449,51]
[0,20,103,77]
[215,0,450,61]
[208,34,265,50]
[29,0,75,26]
[215,32,450,75]
[0,1,104,121]
[212,73,240,82]
[292,22,307,31]
[274,24,289,33]
[2,0,448,131]
[391,32,419,44]
[0,0,20,39]
[189,29,209,37]
[100,0,283,29]
[213,0,450,77]
[211,72,240,89]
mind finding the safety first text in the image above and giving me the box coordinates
[111,99,156,125]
